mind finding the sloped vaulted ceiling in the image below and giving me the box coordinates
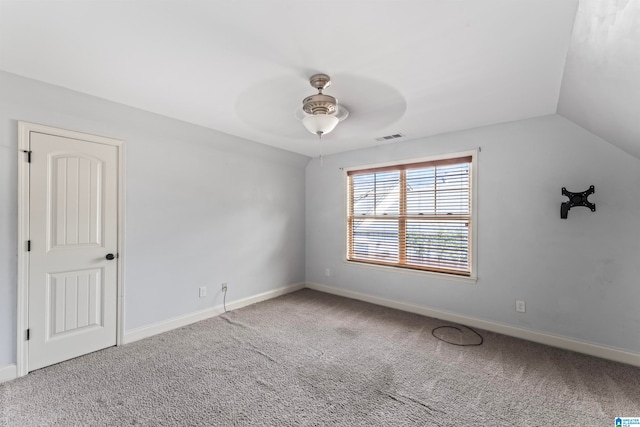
[557,0,640,160]
[0,0,637,159]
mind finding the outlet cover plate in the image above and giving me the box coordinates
[516,300,526,313]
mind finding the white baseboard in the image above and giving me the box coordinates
[305,282,640,367]
[123,282,305,344]
[0,363,17,384]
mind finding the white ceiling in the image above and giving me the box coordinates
[557,0,640,160]
[2,0,627,159]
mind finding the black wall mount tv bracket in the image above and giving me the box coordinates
[561,185,595,219]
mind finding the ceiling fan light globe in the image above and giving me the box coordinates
[302,114,339,136]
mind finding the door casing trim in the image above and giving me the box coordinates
[17,121,125,377]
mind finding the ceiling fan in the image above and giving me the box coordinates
[298,73,349,138]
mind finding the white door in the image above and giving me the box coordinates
[28,131,119,371]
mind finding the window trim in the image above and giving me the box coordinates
[343,149,478,282]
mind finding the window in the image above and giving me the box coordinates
[346,154,474,277]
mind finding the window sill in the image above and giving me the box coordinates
[343,259,478,284]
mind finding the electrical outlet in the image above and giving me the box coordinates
[222,282,228,292]
[516,300,526,313]
[325,268,331,277]
[199,286,207,298]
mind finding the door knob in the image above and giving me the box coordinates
[106,253,116,260]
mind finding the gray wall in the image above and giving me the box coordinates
[0,71,308,367]
[305,115,640,353]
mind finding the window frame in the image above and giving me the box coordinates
[343,150,478,282]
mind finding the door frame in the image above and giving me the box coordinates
[17,121,126,377]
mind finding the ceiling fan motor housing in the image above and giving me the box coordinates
[303,73,338,116]
[303,94,337,115]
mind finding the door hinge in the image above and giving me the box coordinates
[26,329,30,340]
[27,240,31,252]
[23,150,32,163]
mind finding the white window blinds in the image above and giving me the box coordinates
[347,156,472,276]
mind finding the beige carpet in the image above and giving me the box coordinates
[1,289,639,426]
